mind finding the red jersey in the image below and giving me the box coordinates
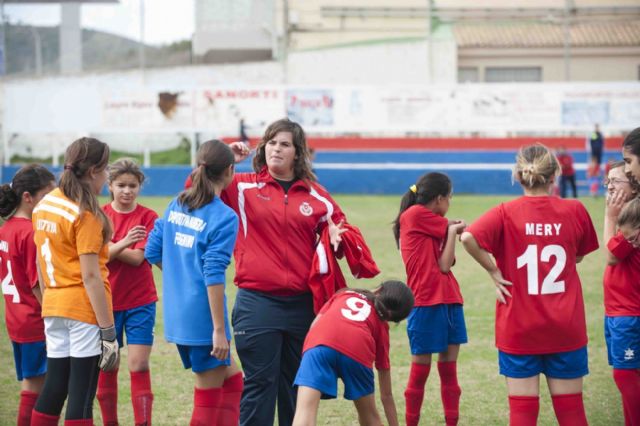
[399,205,463,306]
[556,153,575,176]
[466,196,598,354]
[221,168,346,296]
[0,217,44,342]
[103,203,158,311]
[303,290,390,370]
[603,233,640,316]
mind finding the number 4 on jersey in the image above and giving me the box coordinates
[1,260,20,303]
[517,244,566,295]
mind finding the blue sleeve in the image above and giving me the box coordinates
[144,216,164,265]
[203,212,239,286]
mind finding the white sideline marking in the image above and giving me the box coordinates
[314,163,590,171]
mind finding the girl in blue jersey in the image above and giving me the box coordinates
[145,140,244,425]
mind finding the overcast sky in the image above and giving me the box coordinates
[4,0,195,45]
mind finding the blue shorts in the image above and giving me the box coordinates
[604,316,640,369]
[177,344,230,373]
[407,304,468,355]
[499,346,589,379]
[113,302,156,347]
[294,346,374,401]
[12,341,47,381]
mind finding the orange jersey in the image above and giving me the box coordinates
[32,188,112,325]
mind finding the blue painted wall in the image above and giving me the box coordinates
[2,149,619,196]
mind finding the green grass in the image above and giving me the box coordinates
[10,146,191,166]
[0,195,624,425]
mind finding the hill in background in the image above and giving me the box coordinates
[4,23,192,76]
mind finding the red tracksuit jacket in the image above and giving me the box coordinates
[221,167,346,296]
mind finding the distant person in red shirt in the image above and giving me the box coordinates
[292,281,414,426]
[392,172,467,426]
[602,161,640,426]
[97,158,158,426]
[587,158,601,197]
[556,146,577,198]
[0,164,55,426]
[461,144,599,426]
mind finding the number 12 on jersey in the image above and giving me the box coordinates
[517,244,566,295]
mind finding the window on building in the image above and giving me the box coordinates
[458,67,479,83]
[485,67,542,82]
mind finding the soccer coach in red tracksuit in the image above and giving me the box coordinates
[220,118,348,426]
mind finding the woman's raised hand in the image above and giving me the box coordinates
[229,141,251,163]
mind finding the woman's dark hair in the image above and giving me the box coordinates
[253,118,316,182]
[0,164,55,218]
[59,137,112,243]
[351,280,414,323]
[392,172,452,247]
[178,140,234,211]
[622,127,640,157]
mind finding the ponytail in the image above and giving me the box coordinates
[392,172,452,247]
[373,280,414,323]
[0,164,55,218]
[514,143,560,190]
[348,280,414,323]
[60,137,112,244]
[178,140,234,211]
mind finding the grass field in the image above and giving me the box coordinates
[0,194,625,425]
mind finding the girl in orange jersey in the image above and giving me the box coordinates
[0,164,55,426]
[31,137,119,426]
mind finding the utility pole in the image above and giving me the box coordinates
[282,0,289,83]
[139,0,145,73]
[563,0,573,81]
[30,26,42,76]
[0,0,5,76]
[426,0,432,84]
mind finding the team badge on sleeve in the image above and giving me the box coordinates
[625,348,635,361]
[299,202,313,216]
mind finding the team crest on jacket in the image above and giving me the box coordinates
[299,202,313,216]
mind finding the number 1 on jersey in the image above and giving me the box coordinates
[41,238,57,287]
[517,244,566,295]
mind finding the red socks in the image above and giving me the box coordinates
[613,368,640,426]
[508,395,539,426]
[30,410,60,426]
[551,393,588,426]
[97,369,154,425]
[191,387,223,426]
[64,420,94,426]
[438,361,462,426]
[404,362,431,426]
[17,390,38,426]
[131,370,154,425]
[97,369,119,426]
[219,373,244,426]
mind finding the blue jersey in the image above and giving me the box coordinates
[145,196,238,345]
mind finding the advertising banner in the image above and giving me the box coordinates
[5,81,639,134]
